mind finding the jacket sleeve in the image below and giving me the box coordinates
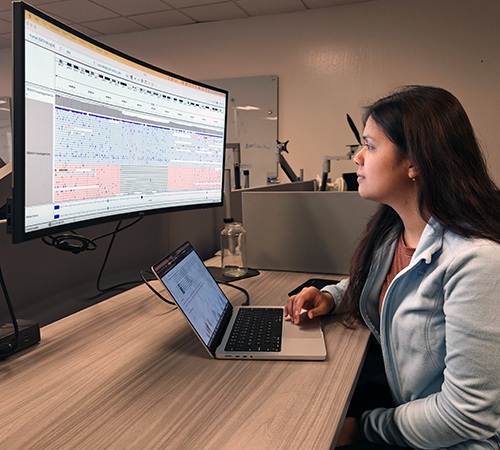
[321,277,349,312]
[361,243,500,448]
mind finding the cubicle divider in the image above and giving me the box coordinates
[241,186,378,275]
[216,180,316,225]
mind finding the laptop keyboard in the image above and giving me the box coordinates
[225,308,283,352]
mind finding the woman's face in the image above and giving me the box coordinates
[354,116,416,208]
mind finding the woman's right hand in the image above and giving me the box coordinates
[285,286,335,325]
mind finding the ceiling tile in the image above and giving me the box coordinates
[166,0,230,7]
[0,17,9,33]
[81,17,147,35]
[40,0,119,23]
[90,0,173,16]
[302,0,373,7]
[0,0,10,13]
[235,0,306,16]
[0,34,9,49]
[130,9,195,29]
[69,23,103,37]
[22,0,66,4]
[181,2,248,22]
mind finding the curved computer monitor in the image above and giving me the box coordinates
[10,1,228,243]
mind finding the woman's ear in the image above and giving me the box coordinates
[408,165,419,181]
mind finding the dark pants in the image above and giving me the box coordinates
[336,443,406,450]
[336,337,408,449]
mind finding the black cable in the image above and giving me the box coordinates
[140,269,176,305]
[0,264,19,359]
[94,219,143,294]
[95,220,121,292]
[42,232,97,254]
[214,280,251,306]
[140,269,251,307]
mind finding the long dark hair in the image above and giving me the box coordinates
[337,85,500,325]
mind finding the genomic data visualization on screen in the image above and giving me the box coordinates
[22,10,227,234]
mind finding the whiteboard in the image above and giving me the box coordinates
[0,97,11,167]
[205,76,278,188]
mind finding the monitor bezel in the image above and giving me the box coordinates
[11,1,228,243]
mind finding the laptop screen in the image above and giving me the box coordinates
[153,242,231,348]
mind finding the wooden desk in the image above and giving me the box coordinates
[0,267,370,450]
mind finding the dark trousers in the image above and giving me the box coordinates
[336,337,408,449]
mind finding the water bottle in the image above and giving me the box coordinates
[221,220,248,277]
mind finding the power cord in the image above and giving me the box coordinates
[140,269,251,306]
[42,232,97,253]
[216,280,250,306]
[140,269,176,305]
[94,218,144,294]
[0,264,19,360]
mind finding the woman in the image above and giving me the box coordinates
[286,86,500,449]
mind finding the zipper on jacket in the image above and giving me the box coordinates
[379,256,428,405]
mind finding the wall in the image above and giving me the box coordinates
[0,0,499,325]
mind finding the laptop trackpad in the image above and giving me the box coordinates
[283,312,323,339]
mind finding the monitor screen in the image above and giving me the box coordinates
[10,1,227,243]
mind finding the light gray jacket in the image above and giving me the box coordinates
[323,218,500,449]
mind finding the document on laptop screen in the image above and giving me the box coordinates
[158,247,229,347]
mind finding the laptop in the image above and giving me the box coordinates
[151,241,327,360]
